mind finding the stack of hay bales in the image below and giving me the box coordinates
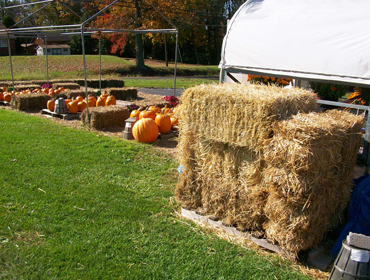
[262,110,364,252]
[177,83,364,254]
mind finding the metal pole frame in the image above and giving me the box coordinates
[99,37,102,93]
[173,32,178,97]
[6,32,14,88]
[45,35,49,84]
[1,0,180,111]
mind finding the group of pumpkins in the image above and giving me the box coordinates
[0,86,67,102]
[129,105,181,143]
[47,93,116,114]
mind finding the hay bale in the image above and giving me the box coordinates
[66,88,95,99]
[12,93,51,111]
[262,110,364,253]
[106,87,138,100]
[107,79,124,88]
[81,105,130,130]
[53,83,80,90]
[180,83,317,151]
[15,84,40,91]
[177,128,267,230]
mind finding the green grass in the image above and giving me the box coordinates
[0,55,219,81]
[124,78,217,88]
[0,110,311,279]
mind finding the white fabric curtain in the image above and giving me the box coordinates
[220,0,370,86]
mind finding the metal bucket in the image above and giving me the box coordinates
[329,240,370,280]
[54,98,68,114]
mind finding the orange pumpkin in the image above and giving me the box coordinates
[139,110,156,120]
[88,95,97,105]
[78,101,86,112]
[105,95,116,106]
[130,109,141,118]
[149,105,160,113]
[3,93,12,102]
[155,112,172,134]
[68,100,79,114]
[171,116,178,128]
[75,96,84,103]
[65,99,72,109]
[132,118,159,143]
[96,97,106,107]
[47,99,55,111]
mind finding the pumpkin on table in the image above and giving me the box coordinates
[132,118,159,143]
[68,100,79,114]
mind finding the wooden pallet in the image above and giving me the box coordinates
[181,208,289,256]
[0,101,10,106]
[41,109,80,120]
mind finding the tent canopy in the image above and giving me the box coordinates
[220,0,370,86]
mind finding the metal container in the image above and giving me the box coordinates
[54,98,68,114]
[123,117,137,140]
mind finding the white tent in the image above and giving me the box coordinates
[219,0,370,86]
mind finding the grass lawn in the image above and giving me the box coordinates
[124,78,217,89]
[0,55,219,81]
[0,109,313,279]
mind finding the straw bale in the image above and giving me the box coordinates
[15,84,40,91]
[263,186,348,253]
[81,105,130,130]
[52,83,80,90]
[261,110,363,253]
[180,83,317,150]
[106,87,138,100]
[176,128,267,230]
[263,110,364,197]
[106,79,125,88]
[12,93,51,111]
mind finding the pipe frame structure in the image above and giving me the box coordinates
[0,0,179,122]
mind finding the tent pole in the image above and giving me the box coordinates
[81,27,90,127]
[6,32,14,88]
[45,36,49,84]
[173,31,178,97]
[99,37,101,93]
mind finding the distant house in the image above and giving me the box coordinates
[36,44,71,55]
[0,24,16,56]
[33,34,71,56]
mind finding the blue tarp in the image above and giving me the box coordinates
[331,175,370,255]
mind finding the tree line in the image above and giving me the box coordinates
[0,0,244,68]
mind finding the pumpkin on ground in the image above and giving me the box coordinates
[139,110,156,120]
[132,118,159,143]
[106,95,116,106]
[96,97,106,107]
[155,111,172,134]
[47,99,55,111]
[3,93,12,102]
[0,92,4,101]
[130,109,141,118]
[149,105,160,113]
